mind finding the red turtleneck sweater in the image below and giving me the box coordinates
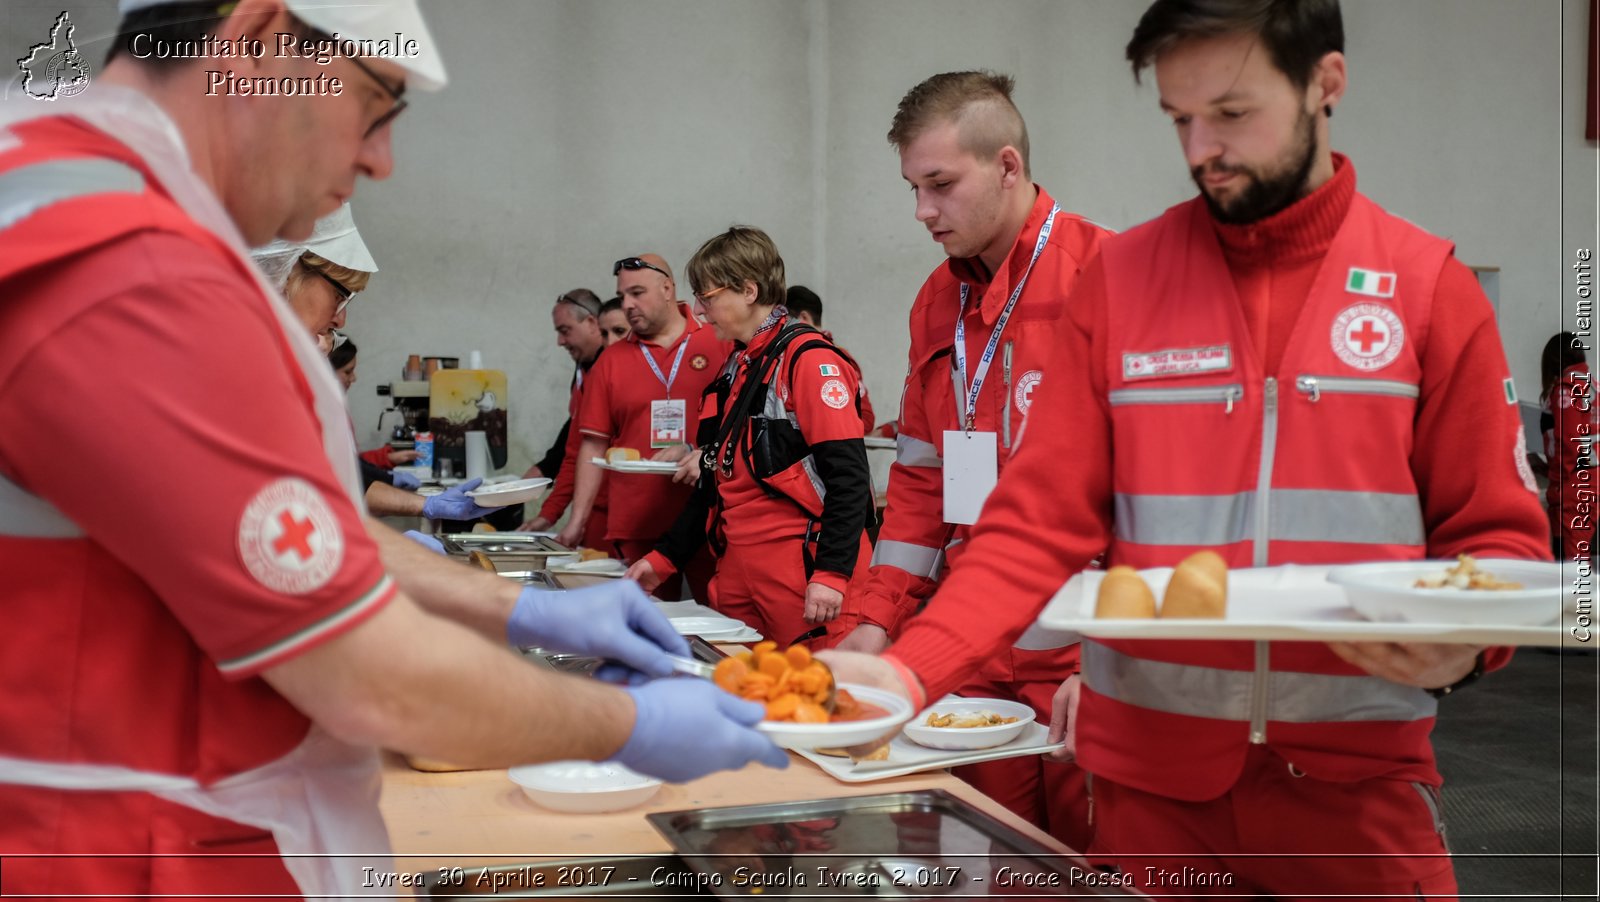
[889,155,1547,700]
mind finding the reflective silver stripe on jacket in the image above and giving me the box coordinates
[896,434,942,468]
[871,539,942,578]
[1114,489,1424,547]
[0,754,199,792]
[1083,641,1436,723]
[0,158,145,233]
[0,472,82,538]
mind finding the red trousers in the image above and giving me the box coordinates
[616,539,715,603]
[1087,746,1457,900]
[707,535,867,648]
[952,644,1091,852]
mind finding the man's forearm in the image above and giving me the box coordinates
[366,517,522,641]
[568,435,608,530]
[365,480,426,517]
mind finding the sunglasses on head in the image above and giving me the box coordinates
[557,292,602,316]
[613,257,671,279]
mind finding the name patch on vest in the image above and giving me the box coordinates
[1122,345,1232,380]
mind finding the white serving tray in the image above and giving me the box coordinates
[1031,565,1568,647]
[795,719,1064,783]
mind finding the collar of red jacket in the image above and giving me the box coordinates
[947,184,1057,324]
[1210,152,1356,268]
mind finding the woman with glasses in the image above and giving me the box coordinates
[625,227,874,648]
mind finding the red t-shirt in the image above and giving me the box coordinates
[577,305,732,540]
[0,229,394,783]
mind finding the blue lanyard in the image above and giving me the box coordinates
[640,339,690,399]
[953,204,1059,431]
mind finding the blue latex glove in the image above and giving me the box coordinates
[421,478,495,521]
[508,582,689,676]
[391,470,422,491]
[611,678,789,782]
[403,530,445,555]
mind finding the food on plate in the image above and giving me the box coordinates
[1095,565,1158,618]
[923,711,1020,729]
[1160,550,1229,618]
[712,641,886,724]
[1413,554,1523,590]
[606,446,642,463]
[578,547,611,562]
[813,744,891,762]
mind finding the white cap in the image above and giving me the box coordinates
[251,202,378,290]
[118,0,447,91]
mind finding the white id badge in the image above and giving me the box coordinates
[942,430,998,525]
[650,398,687,448]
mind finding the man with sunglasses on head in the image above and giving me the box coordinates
[519,289,614,547]
[0,2,787,897]
[559,255,732,600]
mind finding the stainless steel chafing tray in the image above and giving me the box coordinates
[438,533,579,571]
[519,635,728,677]
[647,790,1135,898]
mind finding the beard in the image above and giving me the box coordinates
[1193,108,1318,225]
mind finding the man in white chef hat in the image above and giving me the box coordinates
[0,2,787,898]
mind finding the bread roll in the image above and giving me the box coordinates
[606,446,642,463]
[1095,566,1158,619]
[814,745,890,762]
[1160,551,1228,618]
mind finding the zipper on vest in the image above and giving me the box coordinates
[1250,640,1270,744]
[1294,375,1420,403]
[1003,340,1014,449]
[1108,383,1244,413]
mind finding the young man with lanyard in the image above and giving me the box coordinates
[834,71,1110,850]
[561,254,731,599]
[0,2,785,896]
[520,289,612,547]
[626,228,874,648]
[823,1,1549,897]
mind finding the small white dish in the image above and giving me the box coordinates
[464,477,551,507]
[901,698,1036,751]
[548,558,627,575]
[507,761,662,813]
[1327,559,1565,627]
[754,684,914,750]
[669,616,749,638]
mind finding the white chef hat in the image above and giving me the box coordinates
[251,202,378,291]
[117,0,447,91]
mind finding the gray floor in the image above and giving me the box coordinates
[1432,649,1598,900]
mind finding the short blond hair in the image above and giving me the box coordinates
[887,71,1030,178]
[284,252,372,299]
[685,226,786,309]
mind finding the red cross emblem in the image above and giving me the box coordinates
[819,378,851,409]
[1348,318,1387,353]
[271,510,317,561]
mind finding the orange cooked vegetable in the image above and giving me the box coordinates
[712,642,843,723]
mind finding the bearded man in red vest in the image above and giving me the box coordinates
[823,1,1549,898]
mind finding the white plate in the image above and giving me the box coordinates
[796,721,1064,783]
[507,761,661,813]
[464,477,552,507]
[1327,559,1565,626]
[901,698,1036,751]
[590,457,681,475]
[755,684,914,750]
[1031,564,1570,647]
[669,616,749,639]
[548,558,627,576]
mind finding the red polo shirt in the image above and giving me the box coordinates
[578,304,732,541]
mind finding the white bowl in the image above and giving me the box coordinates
[1327,559,1566,627]
[465,477,551,507]
[901,698,1036,751]
[754,684,915,750]
[507,761,662,813]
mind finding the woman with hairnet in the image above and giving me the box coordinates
[251,204,493,526]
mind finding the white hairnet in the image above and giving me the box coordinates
[118,0,447,91]
[251,202,378,291]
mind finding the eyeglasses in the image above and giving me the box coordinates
[557,292,602,316]
[314,268,355,316]
[613,257,672,279]
[693,286,731,305]
[344,51,408,138]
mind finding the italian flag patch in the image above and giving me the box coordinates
[1347,267,1396,298]
[818,363,841,377]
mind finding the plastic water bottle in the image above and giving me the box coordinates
[414,432,434,473]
